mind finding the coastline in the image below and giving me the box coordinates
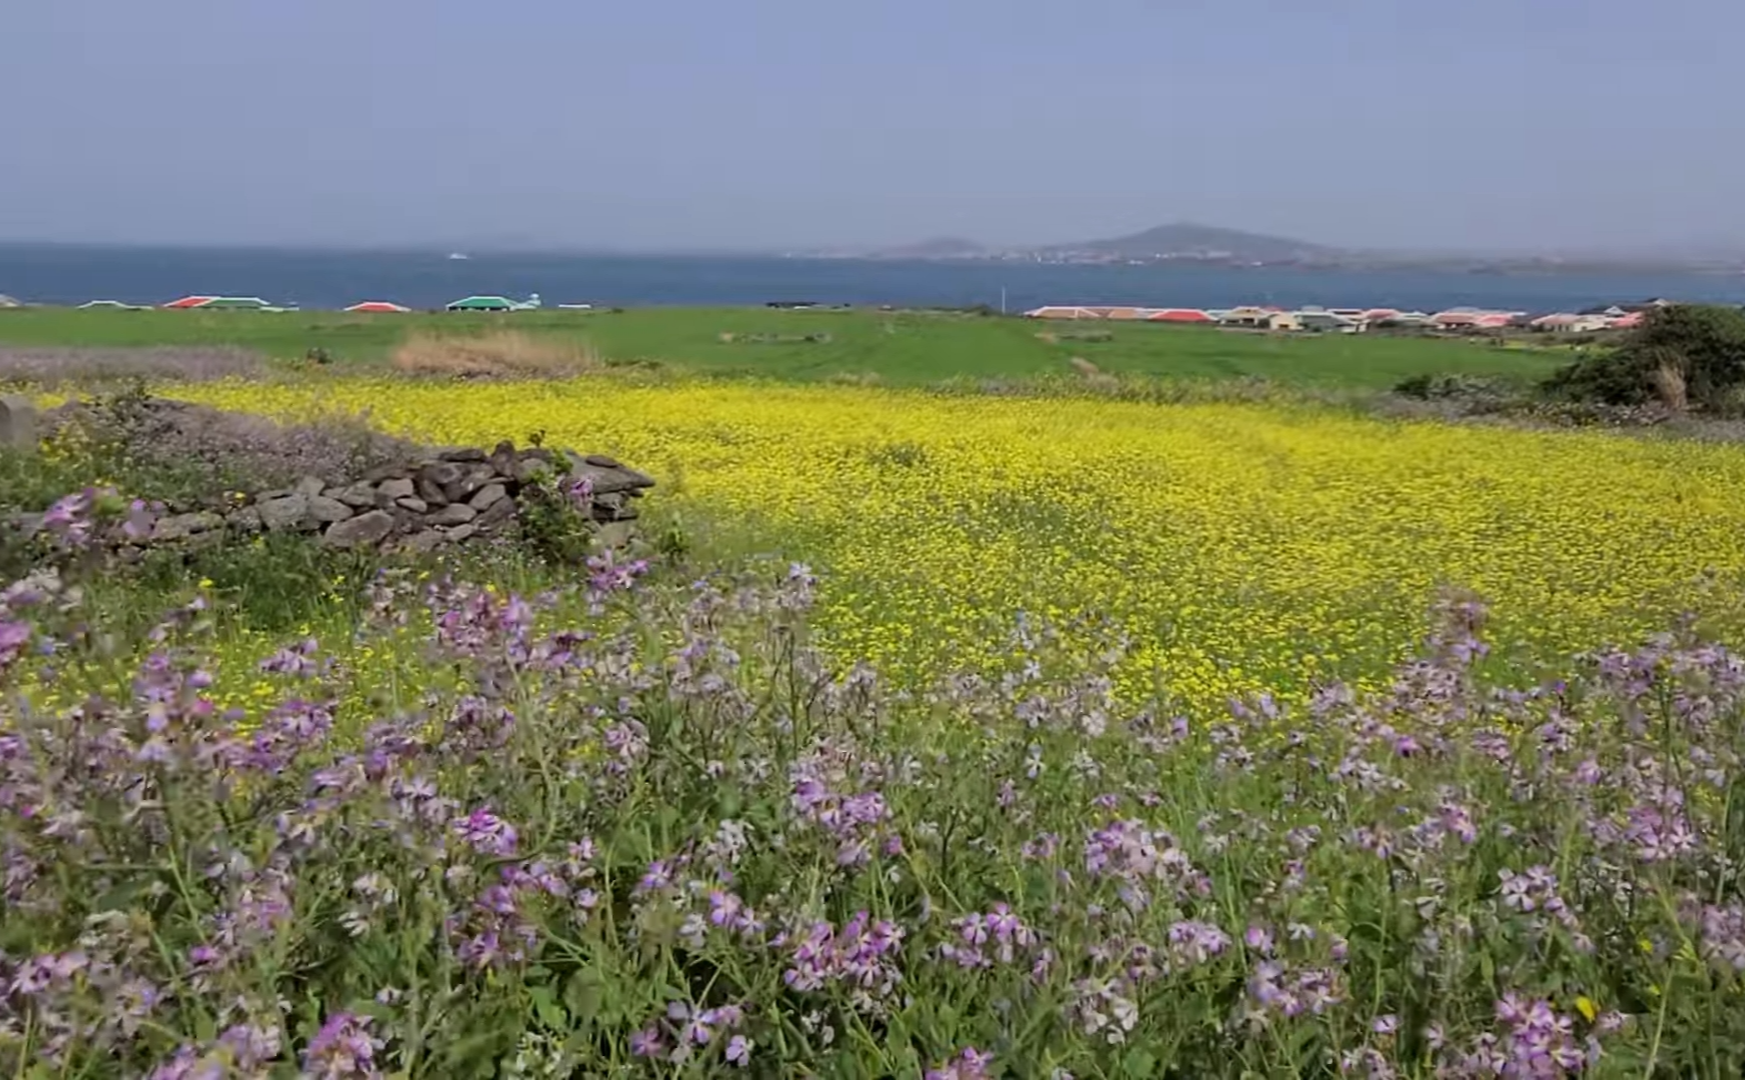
[3,244,1743,314]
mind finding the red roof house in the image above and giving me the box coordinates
[1531,314,1580,330]
[344,301,411,314]
[1430,310,1482,328]
[1220,305,1285,326]
[1431,309,1516,329]
[1147,308,1214,323]
[162,295,218,310]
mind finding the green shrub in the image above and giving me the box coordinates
[131,532,380,632]
[515,464,607,565]
[1543,304,1745,410]
[0,447,89,514]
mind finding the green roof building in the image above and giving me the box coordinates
[446,295,516,311]
[446,293,541,312]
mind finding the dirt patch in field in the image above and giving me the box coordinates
[391,330,599,379]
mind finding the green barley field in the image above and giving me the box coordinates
[0,305,1567,388]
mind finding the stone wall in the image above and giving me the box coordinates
[8,437,654,556]
[162,441,654,553]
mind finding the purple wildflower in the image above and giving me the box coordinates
[630,1027,663,1058]
[302,1012,383,1078]
[1166,919,1232,968]
[926,1047,995,1080]
[451,807,518,857]
[1244,924,1275,954]
[725,1034,753,1067]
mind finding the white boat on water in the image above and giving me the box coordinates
[447,252,470,261]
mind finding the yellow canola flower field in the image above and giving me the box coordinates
[173,378,1745,707]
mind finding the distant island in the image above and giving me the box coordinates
[792,222,1745,275]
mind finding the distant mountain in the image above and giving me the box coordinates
[824,221,1745,271]
[1056,222,1340,262]
[853,222,1347,264]
[878,236,988,259]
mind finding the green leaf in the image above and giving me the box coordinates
[1122,1048,1158,1077]
[933,1002,959,1032]
[529,984,568,1031]
[90,876,154,914]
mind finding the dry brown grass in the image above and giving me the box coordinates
[826,371,885,388]
[1037,330,1114,344]
[1067,355,1121,391]
[390,330,600,379]
[1652,355,1690,413]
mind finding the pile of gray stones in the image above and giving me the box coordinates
[1,393,656,555]
[156,441,655,553]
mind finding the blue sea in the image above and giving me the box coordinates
[3,244,1744,314]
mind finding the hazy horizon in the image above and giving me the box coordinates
[4,0,1743,256]
[4,230,1743,263]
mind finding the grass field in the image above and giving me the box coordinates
[0,305,1568,388]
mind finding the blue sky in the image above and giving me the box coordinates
[2,0,1741,253]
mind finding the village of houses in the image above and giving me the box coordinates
[1020,299,1670,334]
[55,293,551,313]
[1,291,1673,335]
